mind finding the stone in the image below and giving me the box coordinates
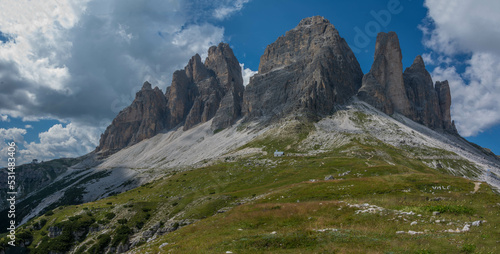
[358,32,411,116]
[324,175,335,180]
[242,16,363,120]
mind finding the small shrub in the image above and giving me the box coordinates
[104,212,116,220]
[45,210,54,216]
[117,219,128,225]
[461,244,476,254]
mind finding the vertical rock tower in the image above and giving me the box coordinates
[242,16,363,119]
[358,32,412,116]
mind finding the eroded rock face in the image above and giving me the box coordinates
[435,80,457,132]
[166,43,244,131]
[358,32,411,116]
[207,43,245,131]
[403,55,442,129]
[97,82,168,154]
[359,32,457,134]
[243,16,363,119]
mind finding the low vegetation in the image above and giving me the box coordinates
[1,123,499,254]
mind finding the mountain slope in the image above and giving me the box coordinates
[3,99,499,253]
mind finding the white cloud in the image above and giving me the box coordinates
[20,123,101,163]
[0,128,27,164]
[213,0,250,20]
[0,0,251,162]
[0,114,8,122]
[25,125,33,129]
[422,0,500,137]
[240,63,257,86]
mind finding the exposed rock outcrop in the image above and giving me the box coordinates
[435,80,457,132]
[97,82,168,154]
[207,43,245,131]
[242,16,363,119]
[359,32,457,134]
[165,43,244,131]
[358,32,411,116]
[403,55,442,129]
[97,43,244,154]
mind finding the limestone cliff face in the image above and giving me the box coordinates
[97,82,168,154]
[358,32,411,116]
[403,55,442,129]
[435,80,457,132]
[97,17,461,156]
[166,43,244,131]
[206,43,245,131]
[358,31,457,134]
[97,43,245,154]
[242,16,363,119]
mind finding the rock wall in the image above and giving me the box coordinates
[242,16,363,119]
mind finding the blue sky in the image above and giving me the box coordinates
[0,0,499,163]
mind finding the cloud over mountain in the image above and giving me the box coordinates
[0,0,251,162]
[422,0,500,136]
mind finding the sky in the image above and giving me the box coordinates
[0,0,499,164]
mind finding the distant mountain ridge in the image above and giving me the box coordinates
[96,16,457,156]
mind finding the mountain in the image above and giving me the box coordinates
[358,32,457,133]
[2,16,500,254]
[242,16,363,120]
[97,43,244,155]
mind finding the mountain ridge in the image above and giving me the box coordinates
[97,16,459,157]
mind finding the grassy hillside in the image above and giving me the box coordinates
[2,127,498,254]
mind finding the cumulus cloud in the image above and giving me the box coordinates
[0,0,250,162]
[0,115,8,122]
[240,63,257,86]
[422,0,500,136]
[20,123,101,163]
[0,0,248,123]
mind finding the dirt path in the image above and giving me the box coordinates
[472,182,481,193]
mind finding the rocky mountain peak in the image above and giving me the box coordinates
[142,81,152,90]
[205,42,245,131]
[185,53,209,82]
[258,16,342,74]
[97,81,168,155]
[243,16,363,120]
[358,31,412,116]
[435,80,457,133]
[410,55,426,70]
[296,15,331,28]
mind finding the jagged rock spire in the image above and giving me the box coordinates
[435,80,457,133]
[358,32,412,116]
[97,81,168,155]
[403,55,442,129]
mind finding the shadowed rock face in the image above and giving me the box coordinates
[97,43,245,154]
[404,55,442,129]
[242,16,363,119]
[166,43,244,131]
[435,80,457,133]
[97,16,460,156]
[97,82,168,154]
[359,32,457,134]
[206,43,245,131]
[358,32,411,116]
